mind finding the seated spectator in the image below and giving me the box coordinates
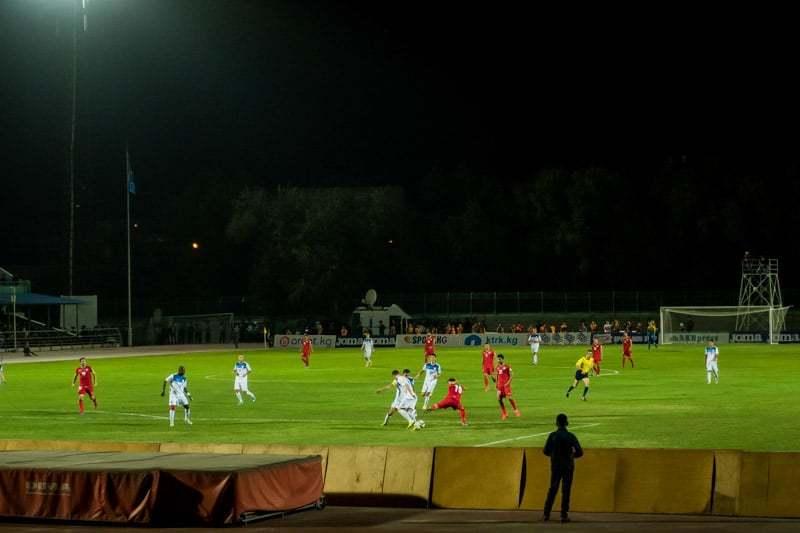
[549,323,557,334]
[612,319,621,332]
[603,320,612,333]
[560,321,568,333]
[579,321,588,332]
[497,323,505,333]
[539,323,547,333]
[590,320,598,333]
[340,325,349,337]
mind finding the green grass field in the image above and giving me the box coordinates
[0,344,796,451]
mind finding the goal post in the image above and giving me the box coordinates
[660,306,790,345]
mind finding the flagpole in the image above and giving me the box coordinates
[126,144,133,347]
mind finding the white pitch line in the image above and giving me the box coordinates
[475,423,601,447]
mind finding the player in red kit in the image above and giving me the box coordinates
[71,357,97,414]
[428,378,467,426]
[301,333,313,367]
[494,354,520,419]
[591,337,603,375]
[423,332,435,362]
[622,332,635,368]
[481,343,496,391]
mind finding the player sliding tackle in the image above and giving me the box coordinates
[377,369,423,430]
[162,366,192,427]
[426,378,468,426]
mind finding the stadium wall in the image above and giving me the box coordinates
[0,440,798,517]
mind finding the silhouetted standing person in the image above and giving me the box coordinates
[543,413,583,523]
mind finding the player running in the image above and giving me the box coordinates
[423,332,436,362]
[415,354,441,410]
[71,357,97,414]
[494,354,520,420]
[591,337,603,375]
[428,378,467,426]
[622,332,635,368]
[528,329,542,365]
[377,369,421,430]
[705,340,719,384]
[481,343,496,391]
[161,366,192,427]
[567,350,593,400]
[233,354,256,404]
[361,331,374,368]
[301,332,313,367]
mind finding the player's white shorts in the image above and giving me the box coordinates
[234,376,249,391]
[706,361,719,373]
[363,349,373,360]
[169,392,189,407]
[531,343,540,354]
[393,395,417,410]
[422,378,438,394]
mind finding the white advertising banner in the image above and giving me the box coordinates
[662,332,730,344]
[272,334,336,349]
[394,333,485,348]
[483,333,530,346]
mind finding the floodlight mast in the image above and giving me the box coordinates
[736,256,783,333]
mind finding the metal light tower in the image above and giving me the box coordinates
[736,255,783,331]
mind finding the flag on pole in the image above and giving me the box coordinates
[126,145,136,194]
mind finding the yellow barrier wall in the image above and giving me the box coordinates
[324,445,388,496]
[158,442,244,454]
[520,448,617,512]
[737,452,800,518]
[431,447,523,509]
[712,450,741,516]
[614,449,713,514]
[382,446,433,502]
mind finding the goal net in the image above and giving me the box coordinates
[660,306,790,344]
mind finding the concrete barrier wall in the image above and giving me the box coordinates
[1,440,797,517]
[431,447,524,509]
[520,448,617,512]
[614,448,713,514]
[737,452,800,518]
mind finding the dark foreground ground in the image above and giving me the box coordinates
[1,507,799,532]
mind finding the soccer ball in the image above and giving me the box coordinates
[414,420,425,429]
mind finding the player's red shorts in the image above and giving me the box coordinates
[623,351,632,357]
[78,385,93,396]
[482,364,494,375]
[593,355,602,362]
[496,384,512,397]
[433,398,463,411]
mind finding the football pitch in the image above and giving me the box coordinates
[0,344,796,451]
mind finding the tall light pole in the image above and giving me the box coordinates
[68,0,79,296]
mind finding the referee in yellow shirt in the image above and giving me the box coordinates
[566,350,593,400]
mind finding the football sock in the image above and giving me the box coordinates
[246,391,256,400]
[78,399,84,413]
[236,392,243,403]
[533,354,538,365]
[499,399,507,415]
[169,409,175,424]
[707,371,712,384]
[383,412,392,425]
[423,397,430,409]
[91,396,97,407]
[582,387,589,398]
[567,385,574,393]
[398,409,413,424]
[184,408,190,421]
[459,408,466,424]
[509,399,518,410]
[484,376,489,388]
[631,359,635,368]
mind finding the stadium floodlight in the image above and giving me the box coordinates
[660,306,790,345]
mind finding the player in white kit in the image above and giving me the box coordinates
[233,354,256,404]
[528,329,542,365]
[705,340,719,384]
[415,354,441,410]
[377,369,421,429]
[361,331,374,367]
[161,366,192,427]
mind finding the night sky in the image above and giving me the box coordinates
[1,1,798,315]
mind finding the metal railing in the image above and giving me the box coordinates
[0,328,122,352]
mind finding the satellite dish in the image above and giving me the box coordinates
[365,289,377,306]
